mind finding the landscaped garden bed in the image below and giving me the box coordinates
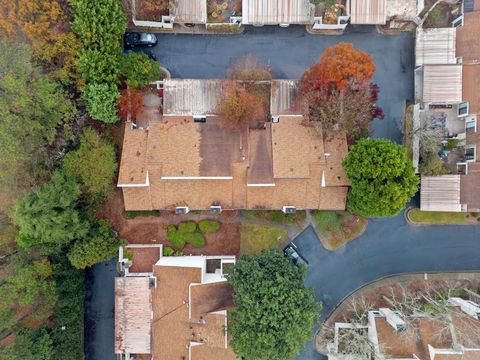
[407,208,480,225]
[311,211,367,250]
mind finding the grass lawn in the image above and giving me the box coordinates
[240,223,288,255]
[242,210,307,225]
[312,211,367,250]
[123,210,161,219]
[407,208,479,224]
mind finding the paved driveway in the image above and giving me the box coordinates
[152,25,414,142]
[84,260,117,360]
[292,208,480,359]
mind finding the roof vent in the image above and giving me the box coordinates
[210,205,222,214]
[175,206,189,214]
[282,206,296,214]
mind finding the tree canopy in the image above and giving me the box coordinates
[343,139,419,217]
[0,0,82,85]
[299,43,382,143]
[216,82,268,129]
[227,249,319,360]
[0,39,74,209]
[118,88,145,121]
[0,327,53,360]
[82,83,120,123]
[300,43,375,93]
[12,171,89,254]
[63,128,117,204]
[121,51,164,88]
[68,220,122,269]
[70,0,126,121]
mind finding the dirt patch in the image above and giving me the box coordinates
[181,223,241,256]
[128,247,162,272]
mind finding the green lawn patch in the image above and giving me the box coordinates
[243,210,307,225]
[198,219,221,233]
[240,223,288,255]
[312,211,367,250]
[123,210,161,219]
[407,208,474,224]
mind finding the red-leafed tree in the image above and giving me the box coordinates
[216,82,268,129]
[299,43,382,143]
[118,89,144,121]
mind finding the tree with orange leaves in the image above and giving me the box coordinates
[299,43,382,143]
[299,43,375,94]
[216,82,268,130]
[118,89,144,121]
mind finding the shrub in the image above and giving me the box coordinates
[167,226,186,249]
[185,233,206,248]
[82,83,120,123]
[121,52,164,88]
[198,220,221,233]
[163,246,174,256]
[178,221,197,233]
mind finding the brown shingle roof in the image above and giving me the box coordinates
[152,265,237,360]
[118,125,148,185]
[118,80,350,211]
[272,116,324,179]
[456,7,480,114]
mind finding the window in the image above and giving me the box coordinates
[458,102,469,117]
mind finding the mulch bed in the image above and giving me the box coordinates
[97,190,241,255]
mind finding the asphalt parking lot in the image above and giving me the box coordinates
[152,25,414,142]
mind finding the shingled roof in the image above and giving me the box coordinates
[118,79,350,211]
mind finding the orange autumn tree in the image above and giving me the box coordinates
[0,0,81,85]
[300,43,376,94]
[216,82,268,130]
[118,89,144,121]
[299,43,382,143]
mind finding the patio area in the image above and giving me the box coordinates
[313,0,347,24]
[208,0,242,23]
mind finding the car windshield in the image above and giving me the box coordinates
[139,33,153,42]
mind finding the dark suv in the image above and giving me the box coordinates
[283,244,308,267]
[124,32,157,47]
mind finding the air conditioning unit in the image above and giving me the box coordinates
[175,206,189,214]
[149,276,157,289]
[193,115,206,123]
[271,116,280,123]
[282,206,296,214]
[210,205,222,214]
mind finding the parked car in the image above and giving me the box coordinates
[283,243,308,267]
[124,32,157,47]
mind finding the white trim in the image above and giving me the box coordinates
[161,176,232,180]
[118,171,150,187]
[247,183,276,187]
[321,170,326,187]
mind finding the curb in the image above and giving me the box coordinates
[323,271,480,321]
[405,207,480,226]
